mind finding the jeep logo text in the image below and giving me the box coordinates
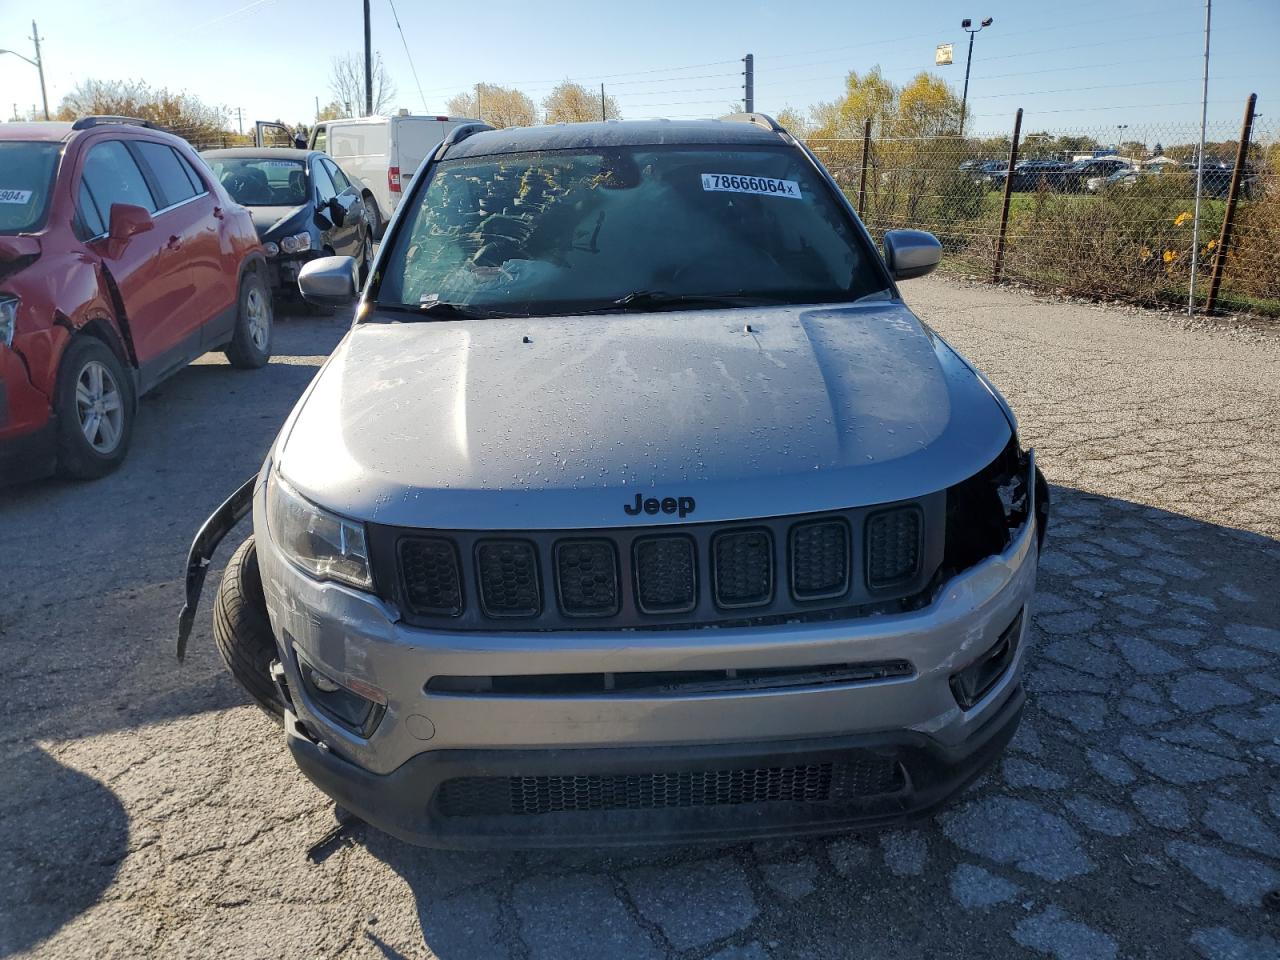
[624,493,696,518]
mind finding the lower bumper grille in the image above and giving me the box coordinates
[435,755,905,817]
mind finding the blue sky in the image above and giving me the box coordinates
[1,0,1276,142]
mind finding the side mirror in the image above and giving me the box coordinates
[298,255,357,306]
[326,197,346,228]
[107,204,154,244]
[883,229,941,281]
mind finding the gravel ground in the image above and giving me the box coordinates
[2,278,1278,959]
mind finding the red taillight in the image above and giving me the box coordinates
[388,166,401,193]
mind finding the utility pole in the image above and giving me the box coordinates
[315,95,320,122]
[601,83,606,121]
[958,17,993,136]
[363,0,373,116]
[236,107,243,135]
[743,53,754,113]
[30,21,48,120]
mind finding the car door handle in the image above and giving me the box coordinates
[212,206,224,219]
[167,235,182,250]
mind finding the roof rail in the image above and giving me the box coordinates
[718,112,785,133]
[71,116,156,131]
[441,121,494,149]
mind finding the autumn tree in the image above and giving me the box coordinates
[811,66,897,139]
[543,81,620,124]
[329,52,397,116]
[316,100,347,122]
[54,79,232,147]
[775,107,812,139]
[446,83,537,128]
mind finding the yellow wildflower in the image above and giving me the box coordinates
[1139,246,1152,260]
[1163,250,1177,263]
[1206,239,1216,250]
[1174,211,1192,227]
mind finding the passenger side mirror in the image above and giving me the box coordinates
[298,255,357,306]
[325,197,346,228]
[107,204,154,244]
[882,229,942,282]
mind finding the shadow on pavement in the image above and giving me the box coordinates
[0,748,129,958]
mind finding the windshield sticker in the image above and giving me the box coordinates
[260,161,303,168]
[0,189,33,204]
[701,174,800,199]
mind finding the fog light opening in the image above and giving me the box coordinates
[950,609,1023,710]
[295,650,386,737]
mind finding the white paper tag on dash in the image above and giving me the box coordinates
[700,173,801,199]
[0,189,33,204]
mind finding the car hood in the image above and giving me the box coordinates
[248,205,308,237]
[278,301,1013,529]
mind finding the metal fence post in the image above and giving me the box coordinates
[857,117,871,218]
[992,108,1023,283]
[1204,92,1257,314]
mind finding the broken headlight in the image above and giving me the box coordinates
[266,472,372,589]
[279,232,312,255]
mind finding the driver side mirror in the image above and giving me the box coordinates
[882,229,942,281]
[321,196,346,228]
[107,204,154,244]
[298,256,357,306]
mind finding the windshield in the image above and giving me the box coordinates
[207,157,309,206]
[377,144,890,317]
[0,141,60,234]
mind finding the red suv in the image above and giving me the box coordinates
[0,117,270,484]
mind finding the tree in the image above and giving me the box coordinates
[775,107,812,139]
[54,79,231,147]
[812,66,897,138]
[446,83,537,128]
[543,81,619,124]
[329,52,397,116]
[316,100,347,122]
[896,72,962,138]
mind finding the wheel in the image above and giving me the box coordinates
[358,229,373,288]
[213,536,285,719]
[55,336,134,480]
[225,270,273,369]
[363,195,383,241]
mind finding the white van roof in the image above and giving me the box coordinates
[322,114,480,125]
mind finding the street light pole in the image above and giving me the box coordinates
[1,21,49,120]
[1116,124,1128,150]
[958,16,993,136]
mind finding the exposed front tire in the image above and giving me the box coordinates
[213,536,285,720]
[358,229,373,288]
[225,269,273,369]
[363,194,383,241]
[55,336,135,480]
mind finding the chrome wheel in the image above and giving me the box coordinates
[245,285,270,351]
[75,360,124,454]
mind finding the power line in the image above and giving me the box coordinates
[386,0,427,111]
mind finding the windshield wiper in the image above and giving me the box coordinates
[611,290,784,311]
[414,299,492,320]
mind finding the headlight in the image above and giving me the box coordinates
[266,472,371,589]
[279,232,312,255]
[262,241,279,257]
[0,295,17,347]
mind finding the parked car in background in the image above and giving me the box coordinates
[1060,157,1131,193]
[181,115,1048,849]
[1007,159,1071,192]
[309,113,480,238]
[0,118,269,484]
[202,148,373,301]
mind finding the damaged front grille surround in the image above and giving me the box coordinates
[371,436,1033,632]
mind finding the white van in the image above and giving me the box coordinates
[309,113,480,238]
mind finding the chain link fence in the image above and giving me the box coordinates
[806,98,1277,318]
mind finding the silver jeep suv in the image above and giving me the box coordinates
[180,115,1047,848]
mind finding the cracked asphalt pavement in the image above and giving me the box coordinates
[2,279,1278,959]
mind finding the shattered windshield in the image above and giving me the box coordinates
[0,142,60,234]
[207,158,309,207]
[377,144,889,317]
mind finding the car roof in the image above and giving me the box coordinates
[442,118,790,160]
[0,121,76,142]
[201,147,314,161]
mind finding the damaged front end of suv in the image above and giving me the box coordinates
[177,116,1049,849]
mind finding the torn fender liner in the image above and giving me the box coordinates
[176,474,257,661]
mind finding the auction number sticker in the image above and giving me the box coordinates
[0,189,32,204]
[701,173,801,199]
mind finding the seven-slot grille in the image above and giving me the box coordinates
[390,503,930,627]
[435,754,905,817]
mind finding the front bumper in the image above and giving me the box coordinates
[264,252,318,292]
[282,682,1024,848]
